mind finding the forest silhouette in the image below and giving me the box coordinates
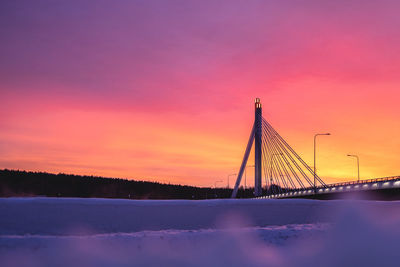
[0,169,259,199]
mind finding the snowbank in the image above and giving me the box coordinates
[1,198,400,266]
[2,197,399,235]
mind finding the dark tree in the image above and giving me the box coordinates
[0,169,251,200]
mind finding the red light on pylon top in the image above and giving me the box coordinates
[255,98,262,108]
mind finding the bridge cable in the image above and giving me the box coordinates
[262,128,298,189]
[262,118,326,187]
[262,119,319,188]
[262,122,305,189]
[261,131,292,190]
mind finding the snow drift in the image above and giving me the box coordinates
[1,198,400,266]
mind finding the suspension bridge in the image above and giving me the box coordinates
[231,98,400,200]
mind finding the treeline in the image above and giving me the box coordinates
[0,169,256,199]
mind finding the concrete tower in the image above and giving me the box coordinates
[254,98,262,196]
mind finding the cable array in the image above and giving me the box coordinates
[261,118,326,194]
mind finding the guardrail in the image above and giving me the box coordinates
[257,175,400,199]
[322,175,400,188]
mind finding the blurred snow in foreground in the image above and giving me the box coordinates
[1,198,400,266]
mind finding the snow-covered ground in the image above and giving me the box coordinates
[1,198,400,266]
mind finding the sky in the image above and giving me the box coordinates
[1,0,399,187]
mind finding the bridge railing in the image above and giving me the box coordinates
[263,175,400,198]
[317,175,400,189]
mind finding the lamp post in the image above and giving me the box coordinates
[314,133,331,192]
[347,154,360,182]
[269,153,283,195]
[244,165,255,190]
[214,180,223,198]
[227,173,237,188]
[214,180,223,188]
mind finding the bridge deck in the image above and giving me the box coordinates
[258,176,400,199]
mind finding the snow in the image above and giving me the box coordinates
[0,198,339,235]
[1,198,400,266]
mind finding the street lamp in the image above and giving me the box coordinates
[214,180,223,198]
[314,133,331,192]
[214,180,223,188]
[347,154,360,182]
[227,173,237,188]
[245,165,255,189]
[269,153,283,195]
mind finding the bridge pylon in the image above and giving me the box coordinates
[231,98,263,198]
[231,98,326,198]
[254,98,262,196]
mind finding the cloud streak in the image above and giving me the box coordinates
[1,0,399,186]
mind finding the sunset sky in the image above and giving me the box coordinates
[1,0,399,187]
